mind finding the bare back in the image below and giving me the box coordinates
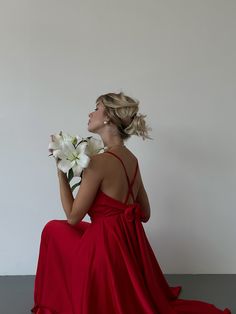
[100,147,141,205]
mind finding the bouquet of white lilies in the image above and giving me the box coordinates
[48,131,105,192]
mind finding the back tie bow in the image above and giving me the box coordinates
[124,203,142,222]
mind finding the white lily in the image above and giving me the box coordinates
[84,137,105,156]
[48,133,64,152]
[48,131,81,157]
[61,131,81,146]
[56,141,90,177]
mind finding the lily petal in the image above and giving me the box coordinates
[61,132,73,142]
[53,150,66,159]
[58,159,72,173]
[54,134,63,143]
[86,137,104,156]
[73,164,83,177]
[62,141,77,156]
[48,142,60,150]
[77,141,88,153]
[70,160,76,167]
[79,154,90,168]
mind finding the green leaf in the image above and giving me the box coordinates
[67,168,74,182]
[71,182,81,192]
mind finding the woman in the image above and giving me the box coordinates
[31,92,231,313]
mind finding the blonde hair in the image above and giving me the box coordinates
[96,92,153,141]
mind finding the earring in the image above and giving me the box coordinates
[104,121,108,125]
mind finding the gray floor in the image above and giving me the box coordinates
[0,275,234,314]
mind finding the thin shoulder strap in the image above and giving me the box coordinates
[104,151,135,203]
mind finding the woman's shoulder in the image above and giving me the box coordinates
[87,151,114,169]
[88,152,105,166]
[95,147,138,166]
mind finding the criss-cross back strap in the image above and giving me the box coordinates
[104,151,139,204]
[125,161,139,204]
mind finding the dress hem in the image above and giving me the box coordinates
[31,304,56,314]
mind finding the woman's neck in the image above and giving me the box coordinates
[104,143,125,151]
[102,136,124,149]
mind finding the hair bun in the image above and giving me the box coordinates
[96,92,152,141]
[124,112,153,140]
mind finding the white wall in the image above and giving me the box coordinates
[0,0,235,275]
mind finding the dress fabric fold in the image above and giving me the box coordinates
[31,151,231,314]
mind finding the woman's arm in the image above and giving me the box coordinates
[57,168,74,220]
[67,155,103,225]
[136,177,151,223]
[55,153,103,225]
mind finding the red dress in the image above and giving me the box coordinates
[31,151,231,314]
